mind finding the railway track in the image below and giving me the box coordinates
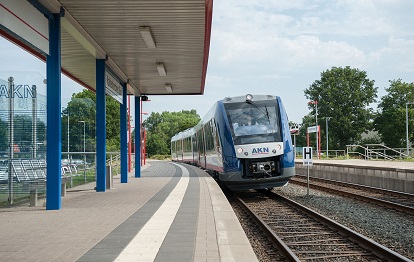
[234,190,411,261]
[291,175,414,215]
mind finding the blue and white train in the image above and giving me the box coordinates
[171,94,295,190]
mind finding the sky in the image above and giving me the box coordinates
[1,0,414,124]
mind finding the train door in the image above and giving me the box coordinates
[204,120,215,169]
[193,132,199,166]
[191,135,195,164]
[180,139,184,161]
[199,126,207,168]
[171,140,176,161]
[213,119,223,167]
[177,138,182,162]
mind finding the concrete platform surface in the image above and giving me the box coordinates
[297,159,414,171]
[0,160,258,262]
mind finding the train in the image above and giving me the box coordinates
[171,94,295,190]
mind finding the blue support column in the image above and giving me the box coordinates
[120,83,128,183]
[135,96,141,178]
[46,13,62,210]
[96,59,106,191]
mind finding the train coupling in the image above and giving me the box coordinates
[251,161,276,175]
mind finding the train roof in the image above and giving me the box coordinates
[171,127,195,142]
[220,94,278,103]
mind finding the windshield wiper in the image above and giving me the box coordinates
[264,105,270,123]
[246,100,270,123]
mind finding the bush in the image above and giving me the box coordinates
[149,154,171,160]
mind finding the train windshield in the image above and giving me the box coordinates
[224,100,282,145]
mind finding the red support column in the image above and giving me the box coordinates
[144,129,147,165]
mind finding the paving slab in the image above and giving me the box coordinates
[0,160,258,262]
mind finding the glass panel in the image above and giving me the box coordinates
[0,71,47,205]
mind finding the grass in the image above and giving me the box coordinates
[0,163,128,206]
[70,170,96,188]
[148,155,171,160]
[0,183,46,206]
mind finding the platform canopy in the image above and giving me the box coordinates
[1,0,213,96]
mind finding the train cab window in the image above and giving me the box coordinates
[224,100,282,145]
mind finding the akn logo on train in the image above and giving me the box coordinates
[252,147,269,155]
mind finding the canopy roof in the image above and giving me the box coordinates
[4,0,213,96]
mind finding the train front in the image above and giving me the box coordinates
[219,94,295,190]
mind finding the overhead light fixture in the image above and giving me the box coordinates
[165,84,173,93]
[156,62,167,76]
[139,26,156,48]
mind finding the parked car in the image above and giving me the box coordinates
[72,159,85,165]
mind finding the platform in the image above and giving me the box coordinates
[297,158,414,170]
[295,159,414,193]
[0,160,258,262]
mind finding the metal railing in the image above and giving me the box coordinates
[0,151,130,206]
[295,148,346,159]
[365,144,409,159]
[346,145,372,160]
[346,144,411,160]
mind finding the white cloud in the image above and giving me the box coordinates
[2,0,414,123]
[205,0,414,122]
[369,37,414,73]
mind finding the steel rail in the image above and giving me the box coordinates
[260,190,412,262]
[295,174,414,198]
[233,193,301,261]
[291,176,414,215]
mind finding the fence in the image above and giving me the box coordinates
[346,144,411,160]
[295,147,346,159]
[0,152,131,206]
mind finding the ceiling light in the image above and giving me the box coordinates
[139,26,156,48]
[156,62,167,76]
[165,84,173,93]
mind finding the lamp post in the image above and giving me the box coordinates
[78,121,86,182]
[308,100,319,158]
[406,102,413,156]
[325,117,332,158]
[62,107,70,161]
[140,95,150,166]
[141,112,148,166]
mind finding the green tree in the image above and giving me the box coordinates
[304,66,377,149]
[295,114,316,148]
[373,79,414,148]
[6,114,45,155]
[144,110,200,156]
[62,89,122,154]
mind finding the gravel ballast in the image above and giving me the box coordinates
[273,183,414,260]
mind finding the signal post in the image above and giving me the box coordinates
[303,147,313,196]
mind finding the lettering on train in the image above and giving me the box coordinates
[252,147,269,155]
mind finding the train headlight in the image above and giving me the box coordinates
[244,152,248,156]
[246,94,253,102]
[272,149,277,154]
[237,148,243,154]
[276,144,282,150]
